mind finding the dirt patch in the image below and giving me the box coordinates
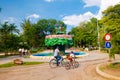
[100,62,120,77]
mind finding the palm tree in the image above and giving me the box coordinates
[0,22,10,55]
[0,22,20,55]
[8,23,19,35]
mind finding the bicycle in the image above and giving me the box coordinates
[65,60,79,70]
[49,57,65,68]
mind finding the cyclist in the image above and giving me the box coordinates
[54,47,62,66]
[67,51,75,66]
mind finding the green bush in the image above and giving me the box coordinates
[108,62,120,68]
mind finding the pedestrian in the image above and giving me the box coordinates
[18,48,22,56]
[25,49,28,56]
[21,48,25,56]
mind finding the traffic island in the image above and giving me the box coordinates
[96,62,120,80]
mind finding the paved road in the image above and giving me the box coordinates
[0,51,117,80]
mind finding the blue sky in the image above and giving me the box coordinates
[0,0,120,32]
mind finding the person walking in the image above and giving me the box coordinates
[21,48,25,56]
[18,48,22,56]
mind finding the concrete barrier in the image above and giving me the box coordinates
[96,63,120,80]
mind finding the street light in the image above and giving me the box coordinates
[97,19,100,51]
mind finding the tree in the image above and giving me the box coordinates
[36,19,67,48]
[21,19,67,49]
[69,18,98,48]
[100,4,120,59]
[8,23,19,35]
[0,22,20,55]
[21,19,36,48]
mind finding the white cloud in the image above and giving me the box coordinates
[63,12,95,26]
[27,14,40,19]
[63,0,120,26]
[97,0,120,19]
[3,17,17,23]
[83,0,101,7]
[45,0,54,2]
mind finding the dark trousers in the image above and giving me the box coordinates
[55,55,61,66]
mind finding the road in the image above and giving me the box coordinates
[0,51,113,80]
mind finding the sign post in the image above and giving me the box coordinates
[104,33,112,61]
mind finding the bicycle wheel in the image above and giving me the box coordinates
[74,61,79,68]
[49,59,57,68]
[60,60,66,67]
[65,62,70,70]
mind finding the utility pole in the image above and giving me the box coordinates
[97,19,100,51]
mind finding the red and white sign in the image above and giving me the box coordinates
[104,33,112,41]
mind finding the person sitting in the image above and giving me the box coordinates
[67,51,75,66]
[53,47,62,66]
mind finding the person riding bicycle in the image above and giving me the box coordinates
[54,47,62,66]
[67,51,75,66]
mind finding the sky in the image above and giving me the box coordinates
[0,0,120,32]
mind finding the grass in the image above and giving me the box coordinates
[108,62,120,69]
[99,67,105,71]
[0,55,8,58]
[0,62,44,68]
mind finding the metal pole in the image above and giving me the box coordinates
[97,19,100,51]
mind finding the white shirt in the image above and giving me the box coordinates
[70,53,74,58]
[21,48,24,53]
[25,49,28,53]
[54,48,59,56]
[19,48,22,52]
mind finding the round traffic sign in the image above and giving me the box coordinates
[105,42,111,48]
[104,33,112,41]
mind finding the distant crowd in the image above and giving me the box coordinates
[18,48,30,57]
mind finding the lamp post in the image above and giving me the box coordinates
[97,19,100,51]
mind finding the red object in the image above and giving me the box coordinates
[104,33,112,41]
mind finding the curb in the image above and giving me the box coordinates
[96,63,120,80]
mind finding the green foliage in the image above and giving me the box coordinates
[0,62,14,68]
[21,19,67,48]
[21,19,37,48]
[0,62,43,68]
[0,22,20,54]
[30,48,44,53]
[45,38,71,46]
[23,62,43,65]
[100,4,120,59]
[110,33,120,58]
[69,18,98,47]
[30,49,38,53]
[108,62,120,68]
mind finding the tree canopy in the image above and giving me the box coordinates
[21,19,67,48]
[0,22,20,55]
[69,18,98,48]
[100,4,120,59]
